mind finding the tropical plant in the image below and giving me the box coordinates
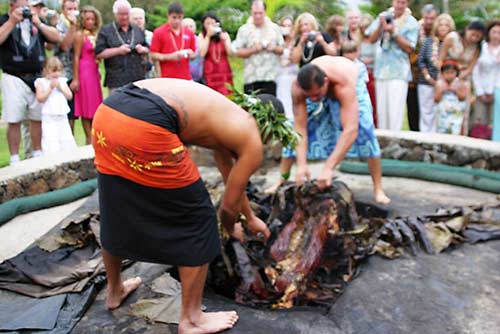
[230,86,301,148]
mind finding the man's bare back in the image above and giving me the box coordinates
[291,56,359,104]
[134,79,261,155]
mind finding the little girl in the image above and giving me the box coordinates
[35,57,77,154]
[434,60,469,135]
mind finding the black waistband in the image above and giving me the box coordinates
[104,83,180,134]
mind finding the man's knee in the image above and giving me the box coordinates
[7,122,21,131]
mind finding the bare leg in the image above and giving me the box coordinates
[101,248,142,310]
[69,119,75,134]
[21,120,33,158]
[82,118,93,145]
[178,264,238,334]
[367,157,391,205]
[7,122,21,155]
[29,120,42,151]
[264,157,294,194]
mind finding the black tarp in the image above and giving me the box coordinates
[0,193,104,333]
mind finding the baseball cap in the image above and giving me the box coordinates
[29,0,46,7]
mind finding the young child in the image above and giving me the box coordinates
[434,60,468,135]
[35,57,77,154]
[341,40,369,84]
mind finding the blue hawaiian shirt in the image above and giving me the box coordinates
[366,12,419,81]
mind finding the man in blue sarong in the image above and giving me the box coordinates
[289,56,390,204]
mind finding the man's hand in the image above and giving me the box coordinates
[9,7,24,24]
[295,164,311,186]
[246,215,271,241]
[31,13,43,28]
[66,12,78,27]
[117,44,132,55]
[135,44,148,54]
[317,166,335,189]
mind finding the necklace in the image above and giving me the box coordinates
[211,41,221,63]
[112,22,134,47]
[301,41,316,63]
[84,29,97,48]
[169,27,185,51]
[430,37,441,68]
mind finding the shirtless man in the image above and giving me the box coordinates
[91,78,270,334]
[291,56,390,204]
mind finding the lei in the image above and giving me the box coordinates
[230,86,300,148]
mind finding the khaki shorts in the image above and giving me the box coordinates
[1,72,42,123]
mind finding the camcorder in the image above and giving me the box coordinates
[21,7,32,20]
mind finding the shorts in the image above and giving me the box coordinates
[1,73,42,123]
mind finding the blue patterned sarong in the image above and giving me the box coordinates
[283,65,381,160]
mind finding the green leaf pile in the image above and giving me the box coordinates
[229,86,301,148]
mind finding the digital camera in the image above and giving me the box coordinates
[308,31,316,42]
[385,13,394,24]
[213,23,222,37]
[21,7,32,20]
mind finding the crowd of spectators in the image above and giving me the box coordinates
[1,0,499,166]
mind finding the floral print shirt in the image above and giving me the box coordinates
[365,9,419,81]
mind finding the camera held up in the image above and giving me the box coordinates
[21,7,32,20]
[385,12,393,24]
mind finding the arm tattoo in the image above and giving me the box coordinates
[164,92,189,133]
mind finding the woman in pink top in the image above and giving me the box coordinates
[72,6,103,144]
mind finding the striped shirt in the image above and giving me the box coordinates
[417,36,442,85]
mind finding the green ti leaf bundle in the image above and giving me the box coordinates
[229,86,301,148]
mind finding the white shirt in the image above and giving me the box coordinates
[472,42,500,95]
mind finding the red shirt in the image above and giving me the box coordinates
[151,23,196,80]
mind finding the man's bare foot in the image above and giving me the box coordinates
[178,311,239,334]
[374,189,391,205]
[264,179,284,194]
[106,276,142,310]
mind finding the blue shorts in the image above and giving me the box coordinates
[283,75,380,160]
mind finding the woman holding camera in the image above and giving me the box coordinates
[198,12,233,96]
[290,13,336,67]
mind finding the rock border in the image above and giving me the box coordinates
[1,131,499,203]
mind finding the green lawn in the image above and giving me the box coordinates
[0,119,88,167]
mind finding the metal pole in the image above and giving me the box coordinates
[443,0,449,13]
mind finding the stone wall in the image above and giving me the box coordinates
[375,130,500,171]
[1,131,499,203]
[0,146,96,203]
